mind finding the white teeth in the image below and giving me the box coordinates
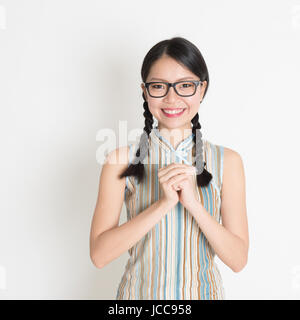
[163,109,184,114]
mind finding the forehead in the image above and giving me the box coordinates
[148,56,196,81]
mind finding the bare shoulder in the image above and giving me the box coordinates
[223,147,245,175]
[221,146,246,197]
[223,146,243,161]
[104,145,131,168]
[100,145,132,191]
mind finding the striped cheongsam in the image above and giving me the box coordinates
[115,126,225,300]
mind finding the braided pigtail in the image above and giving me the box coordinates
[191,112,213,187]
[118,101,153,184]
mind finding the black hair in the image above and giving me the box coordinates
[118,36,213,187]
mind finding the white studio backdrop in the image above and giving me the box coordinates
[0,0,300,299]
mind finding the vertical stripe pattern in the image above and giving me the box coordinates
[116,127,225,300]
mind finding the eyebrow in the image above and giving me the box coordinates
[149,76,195,81]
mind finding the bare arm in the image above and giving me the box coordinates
[92,198,173,269]
[89,146,174,269]
[184,148,249,272]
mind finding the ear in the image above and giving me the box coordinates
[200,80,207,100]
[141,83,148,101]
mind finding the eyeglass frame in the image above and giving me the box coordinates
[143,80,203,98]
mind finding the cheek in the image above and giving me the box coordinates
[181,95,199,109]
[148,104,162,117]
[186,98,201,113]
[189,95,201,107]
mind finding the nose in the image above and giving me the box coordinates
[163,85,177,102]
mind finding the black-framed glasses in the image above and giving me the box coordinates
[144,80,203,98]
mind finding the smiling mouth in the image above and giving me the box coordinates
[161,108,186,116]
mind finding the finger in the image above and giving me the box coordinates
[158,163,184,177]
[159,168,187,183]
[158,163,196,177]
[173,181,185,190]
[159,167,195,183]
[158,163,192,177]
[173,185,181,191]
[166,173,189,188]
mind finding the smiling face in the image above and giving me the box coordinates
[141,54,207,138]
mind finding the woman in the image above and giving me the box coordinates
[90,37,249,300]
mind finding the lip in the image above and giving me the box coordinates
[161,108,186,118]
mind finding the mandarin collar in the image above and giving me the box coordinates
[149,126,195,165]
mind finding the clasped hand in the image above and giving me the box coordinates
[157,163,199,209]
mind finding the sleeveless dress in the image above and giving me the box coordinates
[115,127,225,300]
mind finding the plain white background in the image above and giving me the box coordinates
[0,0,300,299]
